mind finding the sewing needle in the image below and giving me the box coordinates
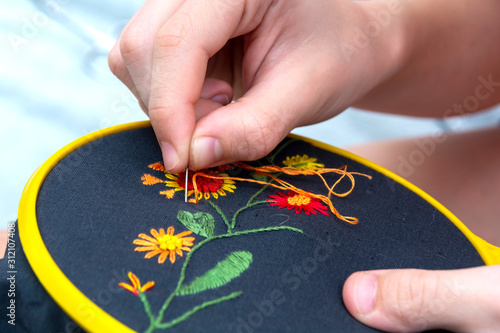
[184,167,188,202]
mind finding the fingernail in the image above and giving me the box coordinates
[353,273,377,315]
[192,136,223,169]
[160,141,180,171]
[210,94,230,106]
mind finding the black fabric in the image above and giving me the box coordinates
[0,223,83,333]
[1,126,483,332]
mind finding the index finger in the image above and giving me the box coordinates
[148,1,253,173]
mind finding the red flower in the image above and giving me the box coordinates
[267,191,329,216]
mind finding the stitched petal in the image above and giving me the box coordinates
[133,239,156,246]
[150,229,160,238]
[144,249,162,258]
[119,283,138,296]
[176,230,193,238]
[134,246,157,252]
[169,251,176,263]
[158,251,168,264]
[148,162,166,172]
[140,281,155,292]
[137,234,157,243]
[128,272,140,289]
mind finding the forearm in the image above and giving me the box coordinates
[354,0,500,117]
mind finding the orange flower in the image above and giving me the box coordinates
[142,162,236,201]
[119,272,155,296]
[133,226,195,264]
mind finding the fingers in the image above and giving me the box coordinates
[189,71,305,170]
[148,1,266,172]
[118,0,184,106]
[199,77,233,107]
[342,265,500,332]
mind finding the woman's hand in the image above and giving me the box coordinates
[108,0,404,172]
[343,265,500,332]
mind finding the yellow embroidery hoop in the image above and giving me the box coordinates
[18,121,500,332]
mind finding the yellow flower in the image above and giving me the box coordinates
[119,272,155,296]
[133,226,195,264]
[282,155,324,170]
[142,163,236,201]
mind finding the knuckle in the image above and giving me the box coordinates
[156,14,193,50]
[107,45,122,76]
[387,270,441,329]
[119,24,151,62]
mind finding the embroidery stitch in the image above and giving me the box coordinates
[267,191,329,216]
[135,227,302,333]
[119,272,155,296]
[176,211,215,238]
[282,154,325,170]
[141,174,163,185]
[142,165,237,202]
[191,162,371,224]
[178,251,253,295]
[148,162,167,172]
[154,291,243,330]
[133,227,195,264]
[119,140,371,331]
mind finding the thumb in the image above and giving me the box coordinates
[342,265,500,332]
[188,82,303,170]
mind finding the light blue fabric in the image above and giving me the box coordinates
[1,0,499,228]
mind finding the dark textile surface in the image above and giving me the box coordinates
[1,127,482,332]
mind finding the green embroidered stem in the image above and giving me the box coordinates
[231,200,271,229]
[139,292,155,326]
[246,172,282,205]
[231,169,283,229]
[208,200,231,233]
[155,291,243,330]
[154,226,302,325]
[247,184,270,205]
[266,139,299,164]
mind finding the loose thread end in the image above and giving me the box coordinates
[189,163,370,224]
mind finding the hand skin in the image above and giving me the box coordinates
[108,0,406,172]
[343,265,500,333]
[345,127,500,332]
[108,0,500,173]
[104,1,500,332]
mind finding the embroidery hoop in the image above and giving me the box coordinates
[18,121,500,332]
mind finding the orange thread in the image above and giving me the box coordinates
[191,163,372,224]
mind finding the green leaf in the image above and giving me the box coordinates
[178,251,253,295]
[177,211,215,238]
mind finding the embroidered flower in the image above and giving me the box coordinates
[142,162,236,201]
[282,155,324,170]
[267,191,329,216]
[119,272,155,296]
[133,226,195,264]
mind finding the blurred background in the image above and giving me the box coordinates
[2,0,499,229]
